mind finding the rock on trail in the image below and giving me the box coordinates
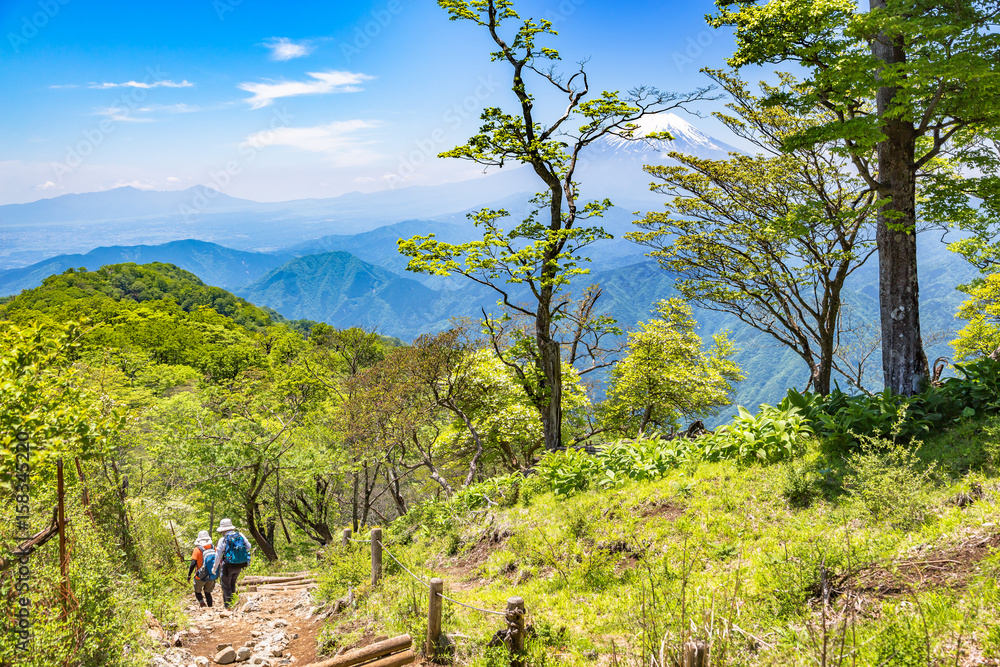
[149,572,322,667]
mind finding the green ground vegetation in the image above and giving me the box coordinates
[313,414,1000,666]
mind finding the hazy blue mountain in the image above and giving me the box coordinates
[0,239,289,296]
[279,219,474,289]
[0,114,739,270]
[236,252,446,327]
[239,226,976,417]
[0,186,263,227]
[234,250,802,412]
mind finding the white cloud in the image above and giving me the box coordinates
[264,37,314,61]
[93,107,154,122]
[91,103,204,123]
[238,71,372,109]
[167,176,181,183]
[137,103,203,113]
[112,179,158,190]
[244,119,381,166]
[36,180,58,190]
[88,79,194,89]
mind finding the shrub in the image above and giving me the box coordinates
[781,459,831,508]
[845,437,936,530]
[781,356,1000,451]
[533,436,685,497]
[694,404,813,464]
[533,448,599,497]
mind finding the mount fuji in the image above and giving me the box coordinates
[595,112,742,160]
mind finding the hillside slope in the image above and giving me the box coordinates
[312,416,1000,666]
[237,251,442,326]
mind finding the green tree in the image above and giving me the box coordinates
[951,273,1000,361]
[0,321,121,490]
[712,0,1000,395]
[605,299,743,437]
[629,71,878,394]
[399,0,712,450]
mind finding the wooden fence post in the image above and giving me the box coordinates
[426,578,444,660]
[343,528,351,548]
[57,458,69,617]
[681,639,709,667]
[371,527,383,586]
[506,596,525,667]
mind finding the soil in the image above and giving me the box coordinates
[844,532,1000,598]
[639,499,685,521]
[162,575,325,666]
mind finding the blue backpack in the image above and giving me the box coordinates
[196,546,220,581]
[223,531,250,565]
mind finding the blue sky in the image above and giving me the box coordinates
[0,0,739,204]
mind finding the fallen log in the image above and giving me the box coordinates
[302,635,412,667]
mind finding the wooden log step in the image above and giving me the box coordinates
[242,575,312,584]
[302,635,412,667]
[257,579,317,587]
[258,584,318,592]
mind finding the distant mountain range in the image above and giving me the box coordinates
[0,112,737,270]
[0,239,289,295]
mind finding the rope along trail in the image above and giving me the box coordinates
[362,538,510,617]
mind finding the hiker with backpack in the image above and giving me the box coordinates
[187,530,218,608]
[212,518,252,609]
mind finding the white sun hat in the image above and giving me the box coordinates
[216,518,235,533]
[194,530,213,546]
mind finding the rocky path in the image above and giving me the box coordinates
[150,572,325,667]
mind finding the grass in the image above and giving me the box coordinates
[309,414,1000,666]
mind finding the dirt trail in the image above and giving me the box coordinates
[151,573,325,667]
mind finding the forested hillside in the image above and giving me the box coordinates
[5,256,1000,666]
[4,0,1000,665]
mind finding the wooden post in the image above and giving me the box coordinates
[506,596,525,667]
[681,640,709,667]
[371,527,383,586]
[426,578,444,660]
[57,458,69,617]
[343,528,351,548]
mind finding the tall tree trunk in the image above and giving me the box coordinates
[360,465,372,528]
[537,289,563,451]
[244,503,278,562]
[386,468,407,517]
[275,468,292,544]
[637,404,654,436]
[871,0,928,396]
[351,472,359,533]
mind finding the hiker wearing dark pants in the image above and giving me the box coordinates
[187,530,217,608]
[212,518,253,610]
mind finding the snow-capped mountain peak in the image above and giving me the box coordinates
[597,112,738,159]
